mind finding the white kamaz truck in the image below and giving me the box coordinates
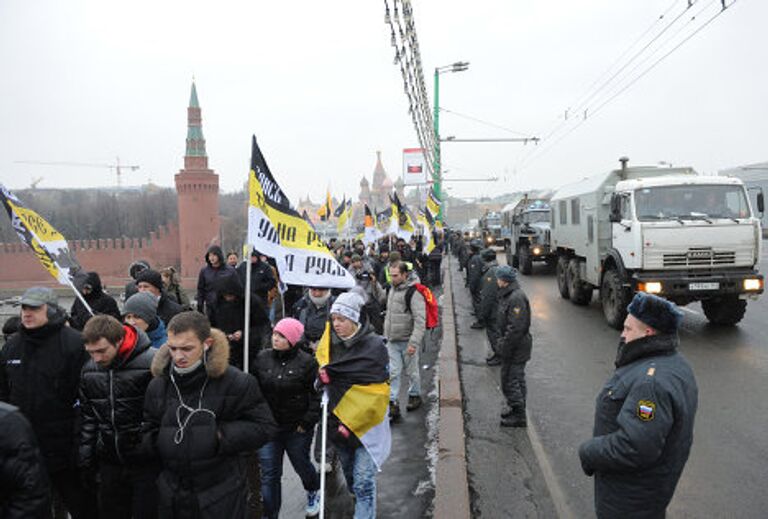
[550,158,764,329]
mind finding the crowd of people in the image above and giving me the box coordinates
[0,232,444,519]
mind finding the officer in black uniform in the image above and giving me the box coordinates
[494,265,532,427]
[477,253,501,365]
[579,292,698,519]
[466,239,485,311]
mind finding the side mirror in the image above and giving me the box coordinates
[758,192,765,214]
[609,194,621,223]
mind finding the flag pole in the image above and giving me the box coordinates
[243,249,252,374]
[65,277,94,316]
[319,391,329,519]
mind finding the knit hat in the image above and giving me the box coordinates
[627,292,683,334]
[273,318,305,347]
[330,287,367,324]
[136,269,163,292]
[495,265,517,283]
[351,253,362,263]
[123,292,158,324]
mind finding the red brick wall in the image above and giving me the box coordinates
[0,222,181,290]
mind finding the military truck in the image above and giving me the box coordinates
[550,158,764,329]
[505,198,556,275]
[479,211,502,247]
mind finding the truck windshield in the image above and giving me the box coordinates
[525,211,550,224]
[635,184,751,221]
[486,216,501,227]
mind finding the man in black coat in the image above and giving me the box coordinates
[236,249,276,305]
[143,311,277,518]
[0,402,50,518]
[196,245,241,318]
[79,315,159,519]
[0,287,98,519]
[470,248,498,329]
[70,271,121,330]
[466,239,484,294]
[136,268,183,326]
[579,293,698,519]
[477,254,501,365]
[494,266,532,428]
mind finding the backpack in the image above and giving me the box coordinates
[405,283,439,329]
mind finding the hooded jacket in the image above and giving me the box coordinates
[196,245,241,316]
[142,329,277,518]
[70,272,121,331]
[0,306,89,473]
[293,293,336,345]
[78,325,155,468]
[236,257,276,303]
[383,272,426,346]
[579,333,698,519]
[0,402,50,519]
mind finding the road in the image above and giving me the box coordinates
[478,249,768,518]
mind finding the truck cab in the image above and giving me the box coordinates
[506,199,555,275]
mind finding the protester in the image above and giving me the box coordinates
[426,232,443,287]
[124,259,151,301]
[579,293,698,518]
[160,266,192,309]
[142,311,277,518]
[0,287,98,519]
[123,291,168,349]
[321,289,390,519]
[383,261,426,422]
[293,287,335,351]
[196,245,241,318]
[70,271,121,330]
[79,315,159,519]
[226,251,239,267]
[349,254,385,334]
[0,401,51,518]
[136,269,183,326]
[254,318,321,518]
[236,249,277,304]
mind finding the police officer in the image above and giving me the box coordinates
[466,239,484,308]
[494,266,532,427]
[471,249,498,329]
[579,292,698,519]
[476,252,501,365]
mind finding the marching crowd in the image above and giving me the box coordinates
[0,235,443,519]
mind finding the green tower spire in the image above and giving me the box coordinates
[186,81,206,157]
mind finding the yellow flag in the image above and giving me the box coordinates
[315,321,331,368]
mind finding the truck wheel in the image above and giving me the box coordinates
[702,296,747,326]
[567,259,592,305]
[520,245,533,275]
[556,256,570,299]
[601,269,630,330]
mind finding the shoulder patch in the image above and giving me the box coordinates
[637,400,655,421]
[513,306,521,316]
[646,367,656,377]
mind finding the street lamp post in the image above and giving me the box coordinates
[433,61,469,222]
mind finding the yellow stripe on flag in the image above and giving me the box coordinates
[315,321,331,368]
[333,382,390,438]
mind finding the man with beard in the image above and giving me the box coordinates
[0,287,97,518]
[579,293,697,519]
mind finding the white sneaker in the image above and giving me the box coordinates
[306,490,321,517]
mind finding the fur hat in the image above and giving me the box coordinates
[331,287,367,324]
[273,318,305,346]
[481,248,496,261]
[136,269,163,292]
[627,292,683,334]
[123,292,158,324]
[495,265,517,283]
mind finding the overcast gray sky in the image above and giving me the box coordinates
[1,0,766,203]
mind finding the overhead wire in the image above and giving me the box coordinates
[439,107,535,138]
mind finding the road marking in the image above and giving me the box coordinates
[526,413,576,519]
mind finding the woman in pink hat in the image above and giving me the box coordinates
[252,318,322,518]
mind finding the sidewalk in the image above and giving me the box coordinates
[277,289,442,518]
[447,257,557,518]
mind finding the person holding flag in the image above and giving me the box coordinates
[315,288,391,519]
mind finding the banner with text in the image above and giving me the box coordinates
[402,148,428,186]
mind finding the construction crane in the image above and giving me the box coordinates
[15,157,140,188]
[29,177,44,189]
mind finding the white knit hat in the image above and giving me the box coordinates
[331,287,367,324]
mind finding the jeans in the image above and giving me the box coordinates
[98,463,159,519]
[501,361,527,409]
[258,429,320,519]
[336,444,377,519]
[387,340,421,402]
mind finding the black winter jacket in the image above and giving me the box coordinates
[0,308,88,473]
[478,262,499,325]
[254,347,320,431]
[495,281,532,363]
[78,325,155,468]
[157,291,183,327]
[236,258,276,303]
[196,245,241,316]
[142,329,277,518]
[294,294,336,344]
[579,334,698,519]
[467,254,485,293]
[0,402,50,519]
[70,272,121,330]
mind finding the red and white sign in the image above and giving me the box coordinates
[402,148,428,186]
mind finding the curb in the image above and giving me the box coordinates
[434,256,471,518]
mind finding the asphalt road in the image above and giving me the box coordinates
[494,248,768,518]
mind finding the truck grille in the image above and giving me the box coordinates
[663,249,736,267]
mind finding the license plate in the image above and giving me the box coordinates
[689,282,719,291]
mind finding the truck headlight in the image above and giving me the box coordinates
[639,281,663,294]
[743,278,763,291]
[532,247,541,255]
